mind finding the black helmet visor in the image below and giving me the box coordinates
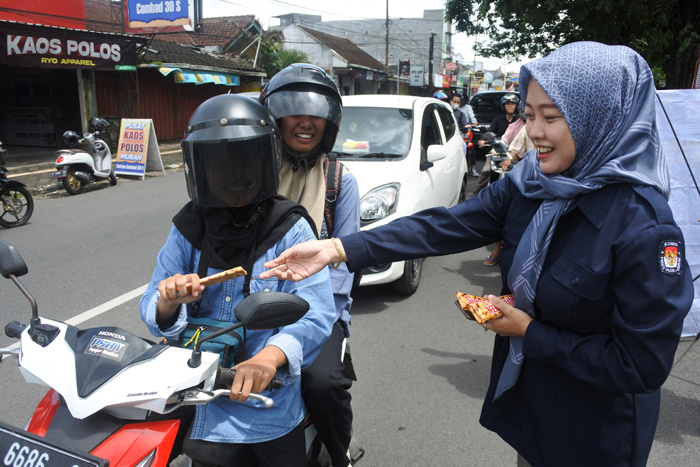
[182,135,280,208]
[264,89,342,129]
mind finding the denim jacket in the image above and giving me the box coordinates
[140,218,335,444]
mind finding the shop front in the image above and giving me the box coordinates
[0,20,145,147]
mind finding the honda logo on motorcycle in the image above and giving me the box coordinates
[86,336,128,360]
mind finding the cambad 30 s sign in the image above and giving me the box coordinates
[0,26,139,70]
[124,0,194,34]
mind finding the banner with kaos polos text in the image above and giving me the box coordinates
[0,21,141,70]
[115,119,165,179]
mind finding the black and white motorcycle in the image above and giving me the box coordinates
[51,117,117,195]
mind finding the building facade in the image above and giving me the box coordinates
[276,9,451,92]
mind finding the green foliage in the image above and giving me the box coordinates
[445,0,700,88]
[279,49,309,69]
[259,32,308,79]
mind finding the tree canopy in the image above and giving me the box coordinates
[259,30,309,79]
[445,0,700,89]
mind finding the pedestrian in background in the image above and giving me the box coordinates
[457,92,480,177]
[259,41,693,467]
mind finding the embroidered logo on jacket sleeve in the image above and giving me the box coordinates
[659,240,682,275]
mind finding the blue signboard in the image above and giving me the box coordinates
[128,0,188,23]
[124,0,193,34]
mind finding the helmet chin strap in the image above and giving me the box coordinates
[283,141,323,171]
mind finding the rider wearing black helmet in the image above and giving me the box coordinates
[261,64,360,467]
[473,92,522,193]
[140,94,335,467]
[473,92,523,266]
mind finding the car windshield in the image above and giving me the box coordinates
[331,107,413,160]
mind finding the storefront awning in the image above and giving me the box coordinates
[158,67,240,86]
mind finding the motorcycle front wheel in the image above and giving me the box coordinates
[0,186,34,228]
[63,168,84,195]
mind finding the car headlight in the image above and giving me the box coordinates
[360,184,400,224]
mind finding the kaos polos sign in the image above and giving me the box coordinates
[1,23,143,70]
[6,35,122,65]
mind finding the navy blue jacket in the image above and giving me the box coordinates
[341,176,692,466]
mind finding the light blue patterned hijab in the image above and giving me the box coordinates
[494,41,669,400]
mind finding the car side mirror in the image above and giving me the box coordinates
[426,144,447,163]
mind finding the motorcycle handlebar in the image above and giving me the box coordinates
[5,321,27,339]
[216,366,282,392]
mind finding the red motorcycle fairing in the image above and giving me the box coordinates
[91,420,179,467]
[26,389,61,436]
[26,389,180,467]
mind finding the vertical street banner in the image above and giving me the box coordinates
[656,90,700,337]
[399,61,410,77]
[115,119,165,179]
[694,48,700,89]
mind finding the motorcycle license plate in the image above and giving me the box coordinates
[50,170,66,179]
[0,421,108,467]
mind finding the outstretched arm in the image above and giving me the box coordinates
[259,238,346,282]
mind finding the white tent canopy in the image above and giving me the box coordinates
[657,89,700,338]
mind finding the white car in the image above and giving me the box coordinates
[333,95,468,294]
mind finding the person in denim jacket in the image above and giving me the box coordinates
[140,94,334,467]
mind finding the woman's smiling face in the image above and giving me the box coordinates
[279,115,326,153]
[524,80,576,174]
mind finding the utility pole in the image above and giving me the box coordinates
[428,33,435,97]
[385,0,389,68]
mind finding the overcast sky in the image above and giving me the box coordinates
[202,0,528,72]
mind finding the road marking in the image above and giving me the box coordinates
[65,284,148,326]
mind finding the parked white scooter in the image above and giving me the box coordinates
[51,117,117,195]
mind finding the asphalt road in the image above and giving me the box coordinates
[1,169,699,466]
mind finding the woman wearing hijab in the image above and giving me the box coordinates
[259,42,693,466]
[140,94,335,466]
[260,64,361,467]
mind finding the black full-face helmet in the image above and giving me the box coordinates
[181,94,282,208]
[259,63,342,153]
[500,93,521,112]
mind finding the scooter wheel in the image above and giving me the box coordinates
[63,168,84,195]
[109,170,117,186]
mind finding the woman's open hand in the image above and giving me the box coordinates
[259,239,340,282]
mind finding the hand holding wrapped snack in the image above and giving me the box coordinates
[455,292,514,324]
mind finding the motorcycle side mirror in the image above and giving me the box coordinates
[0,238,28,278]
[482,132,496,141]
[0,239,58,347]
[187,292,309,368]
[493,141,509,154]
[234,292,309,330]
